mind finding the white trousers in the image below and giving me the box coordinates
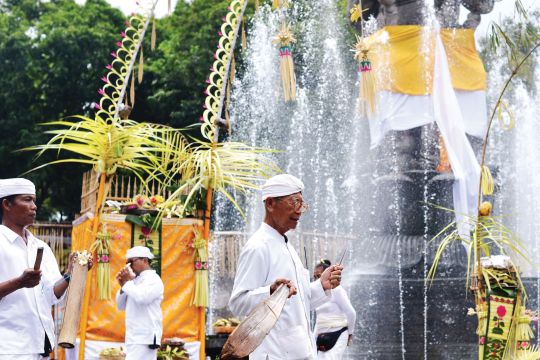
[316,332,348,360]
[125,344,157,360]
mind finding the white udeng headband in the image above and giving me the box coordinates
[0,178,36,198]
[261,174,304,201]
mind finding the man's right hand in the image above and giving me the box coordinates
[270,278,297,298]
[18,269,42,288]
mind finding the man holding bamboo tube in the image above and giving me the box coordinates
[116,246,164,360]
[0,178,87,359]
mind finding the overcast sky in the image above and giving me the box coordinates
[75,0,538,38]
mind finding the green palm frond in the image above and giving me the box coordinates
[161,138,280,218]
[426,204,532,292]
[22,115,190,183]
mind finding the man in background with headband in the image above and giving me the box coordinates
[229,174,343,359]
[0,178,91,359]
[116,246,164,360]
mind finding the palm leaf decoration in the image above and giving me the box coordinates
[24,116,183,179]
[426,204,531,293]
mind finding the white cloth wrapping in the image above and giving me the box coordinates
[0,226,64,356]
[229,223,331,359]
[368,90,487,148]
[432,25,480,238]
[116,269,164,346]
[0,178,36,198]
[315,286,356,336]
[261,174,304,200]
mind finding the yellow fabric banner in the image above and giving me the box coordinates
[367,25,486,95]
[72,215,203,343]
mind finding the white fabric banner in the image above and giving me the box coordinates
[432,26,480,238]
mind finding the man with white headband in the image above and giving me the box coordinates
[0,178,89,359]
[116,246,164,360]
[229,174,343,359]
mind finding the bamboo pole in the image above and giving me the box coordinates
[78,172,107,360]
[199,186,214,360]
[59,261,89,348]
[473,43,540,288]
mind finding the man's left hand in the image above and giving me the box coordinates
[319,265,343,290]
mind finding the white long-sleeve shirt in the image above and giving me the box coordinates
[0,225,64,355]
[116,269,164,346]
[229,223,331,360]
[315,286,356,336]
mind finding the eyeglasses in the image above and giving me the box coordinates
[278,197,309,213]
[127,257,144,265]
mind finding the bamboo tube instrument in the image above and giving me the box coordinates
[59,252,91,348]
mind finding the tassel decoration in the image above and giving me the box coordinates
[138,47,144,84]
[272,23,297,102]
[151,19,156,51]
[354,36,376,116]
[130,68,136,107]
[481,165,494,195]
[190,227,208,307]
[241,20,247,51]
[91,230,112,300]
[516,308,534,355]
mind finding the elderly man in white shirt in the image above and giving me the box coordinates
[0,178,88,359]
[229,174,343,360]
[116,246,164,360]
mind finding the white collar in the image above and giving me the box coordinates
[0,225,35,245]
[261,222,288,244]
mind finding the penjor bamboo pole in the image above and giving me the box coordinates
[78,172,107,360]
[199,1,249,357]
[199,186,214,360]
[58,261,89,348]
[473,43,540,288]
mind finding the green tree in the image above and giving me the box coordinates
[0,0,124,220]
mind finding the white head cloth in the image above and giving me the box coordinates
[126,246,154,260]
[0,178,36,198]
[262,174,304,201]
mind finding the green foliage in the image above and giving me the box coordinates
[0,0,124,220]
[134,0,229,130]
[481,5,540,93]
[0,0,241,219]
